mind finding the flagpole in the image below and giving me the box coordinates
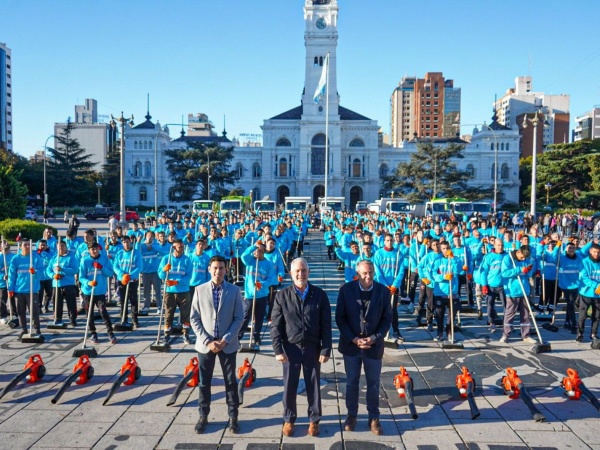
[324,52,330,207]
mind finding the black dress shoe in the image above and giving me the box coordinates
[229,418,240,434]
[195,416,208,434]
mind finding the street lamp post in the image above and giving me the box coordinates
[206,149,211,200]
[96,181,103,206]
[110,112,134,228]
[42,135,54,215]
[545,183,552,205]
[522,111,544,218]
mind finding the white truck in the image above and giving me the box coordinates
[318,196,345,212]
[192,199,215,214]
[284,196,311,212]
[368,198,412,214]
[254,199,277,212]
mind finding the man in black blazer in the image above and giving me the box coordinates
[336,259,392,435]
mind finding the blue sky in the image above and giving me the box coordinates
[5,0,600,158]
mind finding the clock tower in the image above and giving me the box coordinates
[302,0,339,117]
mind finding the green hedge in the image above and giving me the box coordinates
[0,219,57,243]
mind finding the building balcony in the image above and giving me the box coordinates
[129,176,155,185]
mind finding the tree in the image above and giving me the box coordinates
[164,143,238,202]
[383,141,491,203]
[0,165,27,220]
[100,141,121,207]
[47,120,96,205]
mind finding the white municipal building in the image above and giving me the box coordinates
[124,0,520,210]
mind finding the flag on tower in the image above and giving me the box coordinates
[313,54,329,104]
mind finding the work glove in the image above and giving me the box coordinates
[53,274,62,280]
[121,274,131,285]
[535,270,541,278]
[466,273,473,281]
[278,275,283,283]
[88,280,97,287]
[93,262,103,270]
[28,267,35,275]
[255,281,263,290]
[166,279,179,287]
[482,286,489,295]
[421,278,431,285]
[443,273,452,281]
[8,291,14,297]
[163,263,171,272]
[462,264,468,271]
[388,286,398,295]
[595,285,600,296]
[522,265,532,274]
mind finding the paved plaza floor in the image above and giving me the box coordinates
[1,229,600,449]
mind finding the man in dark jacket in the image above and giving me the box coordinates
[336,259,392,435]
[270,257,332,438]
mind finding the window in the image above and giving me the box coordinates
[466,164,475,178]
[236,163,243,178]
[501,163,509,180]
[252,162,261,178]
[276,138,291,147]
[506,142,510,151]
[144,141,148,150]
[314,56,318,66]
[491,163,496,179]
[135,161,142,177]
[134,141,138,149]
[501,143,505,151]
[352,158,361,177]
[139,187,147,202]
[491,142,494,151]
[349,138,364,147]
[279,158,288,177]
[144,161,151,178]
[311,133,327,175]
[379,163,389,178]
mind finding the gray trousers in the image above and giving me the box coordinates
[142,272,161,308]
[502,296,531,339]
[16,292,41,333]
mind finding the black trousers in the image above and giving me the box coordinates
[458,274,473,305]
[281,343,321,424]
[578,296,600,337]
[39,279,53,309]
[82,294,113,334]
[0,288,17,319]
[390,292,399,333]
[16,292,40,333]
[434,295,460,337]
[266,286,278,322]
[400,267,409,298]
[408,271,419,303]
[239,296,267,341]
[563,288,578,327]
[117,280,139,324]
[55,285,78,323]
[541,278,557,307]
[198,350,239,419]
[417,285,434,323]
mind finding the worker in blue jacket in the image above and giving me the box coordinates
[558,241,584,333]
[79,242,117,344]
[431,241,460,342]
[46,240,79,327]
[576,243,600,342]
[239,240,277,344]
[113,235,143,329]
[499,245,537,344]
[479,238,507,331]
[8,240,45,338]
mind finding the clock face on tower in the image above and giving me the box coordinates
[316,18,327,30]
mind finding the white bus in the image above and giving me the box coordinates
[284,196,311,212]
[254,200,277,212]
[192,200,215,214]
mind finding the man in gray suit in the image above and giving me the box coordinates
[190,255,245,434]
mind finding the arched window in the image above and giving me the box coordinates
[314,57,318,67]
[490,142,494,151]
[139,187,147,202]
[279,158,288,177]
[311,133,327,175]
[134,141,138,150]
[466,164,475,178]
[349,138,364,147]
[506,142,510,151]
[252,162,261,178]
[501,143,505,151]
[379,163,389,178]
[143,141,147,150]
[501,163,509,180]
[252,187,260,201]
[236,163,243,178]
[319,56,323,66]
[276,138,291,147]
[491,163,496,180]
[352,158,361,177]
[135,161,142,177]
[144,161,151,178]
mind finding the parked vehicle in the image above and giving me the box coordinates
[24,210,38,221]
[85,207,118,220]
[355,200,368,214]
[114,211,140,222]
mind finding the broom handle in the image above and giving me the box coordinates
[155,248,172,343]
[448,257,455,342]
[551,248,562,323]
[29,240,34,335]
[53,237,61,323]
[1,235,12,320]
[120,248,136,323]
[81,267,98,349]
[509,252,544,343]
